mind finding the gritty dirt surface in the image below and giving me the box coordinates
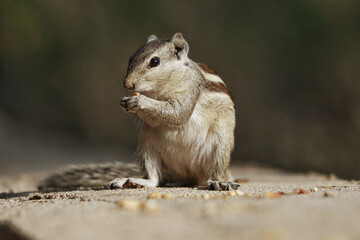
[1,165,360,240]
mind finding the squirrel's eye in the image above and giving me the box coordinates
[148,57,160,68]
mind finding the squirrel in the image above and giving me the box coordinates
[38,33,239,191]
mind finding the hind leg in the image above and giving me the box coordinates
[208,167,240,191]
[206,112,239,191]
[207,144,240,191]
[109,150,161,189]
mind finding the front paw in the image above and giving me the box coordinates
[120,94,140,113]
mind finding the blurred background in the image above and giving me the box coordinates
[0,0,359,179]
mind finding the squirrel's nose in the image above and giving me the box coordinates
[124,74,136,89]
[124,82,135,89]
[124,77,135,89]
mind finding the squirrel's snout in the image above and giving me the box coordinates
[124,76,135,89]
[124,82,135,90]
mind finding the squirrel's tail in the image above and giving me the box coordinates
[37,162,140,191]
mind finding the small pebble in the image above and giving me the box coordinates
[162,193,172,200]
[235,190,244,196]
[147,192,163,199]
[266,191,283,198]
[201,193,210,199]
[227,191,237,197]
[311,187,318,192]
[215,193,223,198]
[293,188,309,194]
[117,198,142,210]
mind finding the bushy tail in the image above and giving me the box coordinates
[37,162,140,191]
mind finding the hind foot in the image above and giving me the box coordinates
[109,178,156,189]
[207,181,240,191]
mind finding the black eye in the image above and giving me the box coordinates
[148,57,160,68]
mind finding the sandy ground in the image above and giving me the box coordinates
[1,165,360,240]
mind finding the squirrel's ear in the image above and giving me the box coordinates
[170,33,189,58]
[147,35,158,43]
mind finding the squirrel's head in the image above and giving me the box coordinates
[124,33,190,94]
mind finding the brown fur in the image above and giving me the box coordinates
[205,80,233,100]
[197,62,217,75]
[197,62,233,100]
